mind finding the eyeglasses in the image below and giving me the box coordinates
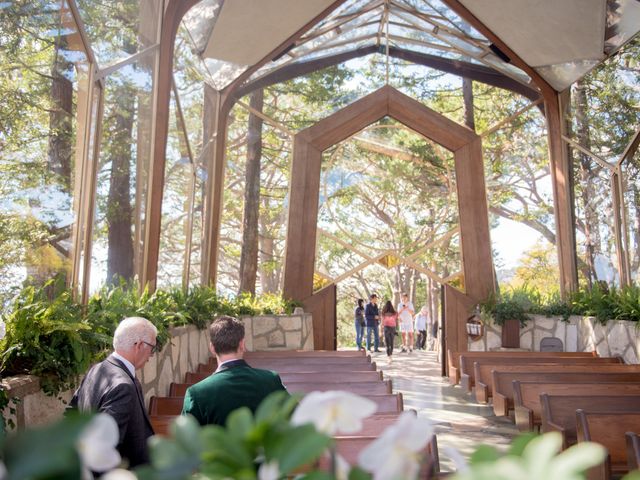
[140,340,159,354]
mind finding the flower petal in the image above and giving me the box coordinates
[258,460,280,480]
[291,391,377,435]
[358,412,434,476]
[77,414,121,472]
[101,469,138,480]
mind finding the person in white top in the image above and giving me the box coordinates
[414,306,429,350]
[397,292,415,352]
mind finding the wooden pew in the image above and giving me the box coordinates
[473,357,623,403]
[540,395,640,450]
[185,370,383,384]
[208,355,372,368]
[171,379,393,396]
[489,366,640,416]
[244,350,367,358]
[448,350,596,386]
[460,353,620,395]
[150,392,404,416]
[626,432,640,471]
[576,410,640,480]
[200,361,377,374]
[514,381,640,431]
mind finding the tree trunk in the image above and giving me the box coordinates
[574,80,600,286]
[239,89,264,294]
[106,92,135,282]
[462,77,476,131]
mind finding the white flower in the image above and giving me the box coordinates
[0,319,6,341]
[333,452,351,480]
[0,460,7,480]
[441,446,469,473]
[291,391,377,435]
[358,411,434,480]
[76,414,121,473]
[101,469,137,480]
[258,460,280,480]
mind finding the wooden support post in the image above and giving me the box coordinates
[141,0,199,292]
[545,91,578,296]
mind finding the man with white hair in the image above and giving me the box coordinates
[68,317,157,468]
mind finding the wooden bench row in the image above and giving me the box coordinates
[447,350,597,386]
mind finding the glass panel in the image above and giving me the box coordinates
[535,59,602,93]
[0,0,88,303]
[621,151,640,282]
[157,92,193,289]
[605,0,640,54]
[566,38,640,166]
[315,118,461,288]
[182,0,224,53]
[76,0,162,65]
[90,51,156,290]
[573,152,620,286]
[217,103,248,293]
[174,25,207,285]
[480,88,560,294]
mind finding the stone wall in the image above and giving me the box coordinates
[2,313,313,430]
[467,315,639,364]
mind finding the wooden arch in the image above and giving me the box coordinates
[283,85,494,349]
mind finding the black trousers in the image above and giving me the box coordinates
[384,326,396,356]
[417,330,427,349]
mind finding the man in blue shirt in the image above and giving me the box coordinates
[364,294,381,352]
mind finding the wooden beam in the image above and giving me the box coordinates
[237,46,541,102]
[562,135,615,172]
[480,98,544,138]
[618,127,640,166]
[612,171,630,286]
[545,91,578,296]
[454,137,494,301]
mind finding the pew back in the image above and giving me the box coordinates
[451,351,597,387]
[473,357,623,402]
[185,370,383,384]
[541,395,640,449]
[490,367,640,417]
[513,381,640,431]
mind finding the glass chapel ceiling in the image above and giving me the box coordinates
[182,0,640,93]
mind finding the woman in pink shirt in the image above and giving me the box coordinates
[381,300,398,363]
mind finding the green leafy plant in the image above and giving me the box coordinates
[0,277,301,400]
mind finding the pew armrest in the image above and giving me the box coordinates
[492,392,509,416]
[514,405,534,431]
[474,381,489,404]
[449,366,460,385]
[461,374,472,393]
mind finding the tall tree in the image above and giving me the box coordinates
[238,89,264,294]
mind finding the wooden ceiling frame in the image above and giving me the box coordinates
[283,85,494,304]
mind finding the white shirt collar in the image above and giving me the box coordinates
[112,352,136,377]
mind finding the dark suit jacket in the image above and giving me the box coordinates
[69,354,154,467]
[181,359,287,426]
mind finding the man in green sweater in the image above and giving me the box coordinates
[181,316,288,426]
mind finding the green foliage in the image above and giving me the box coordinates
[478,288,532,327]
[452,432,607,480]
[480,283,640,327]
[136,391,336,480]
[0,279,300,396]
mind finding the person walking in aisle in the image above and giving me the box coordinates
[381,300,398,363]
[397,292,415,352]
[414,306,429,350]
[354,298,366,351]
[365,293,381,352]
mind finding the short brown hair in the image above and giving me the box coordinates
[209,316,245,354]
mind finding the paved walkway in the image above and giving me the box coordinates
[370,348,519,472]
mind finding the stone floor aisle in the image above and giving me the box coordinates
[370,348,519,473]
